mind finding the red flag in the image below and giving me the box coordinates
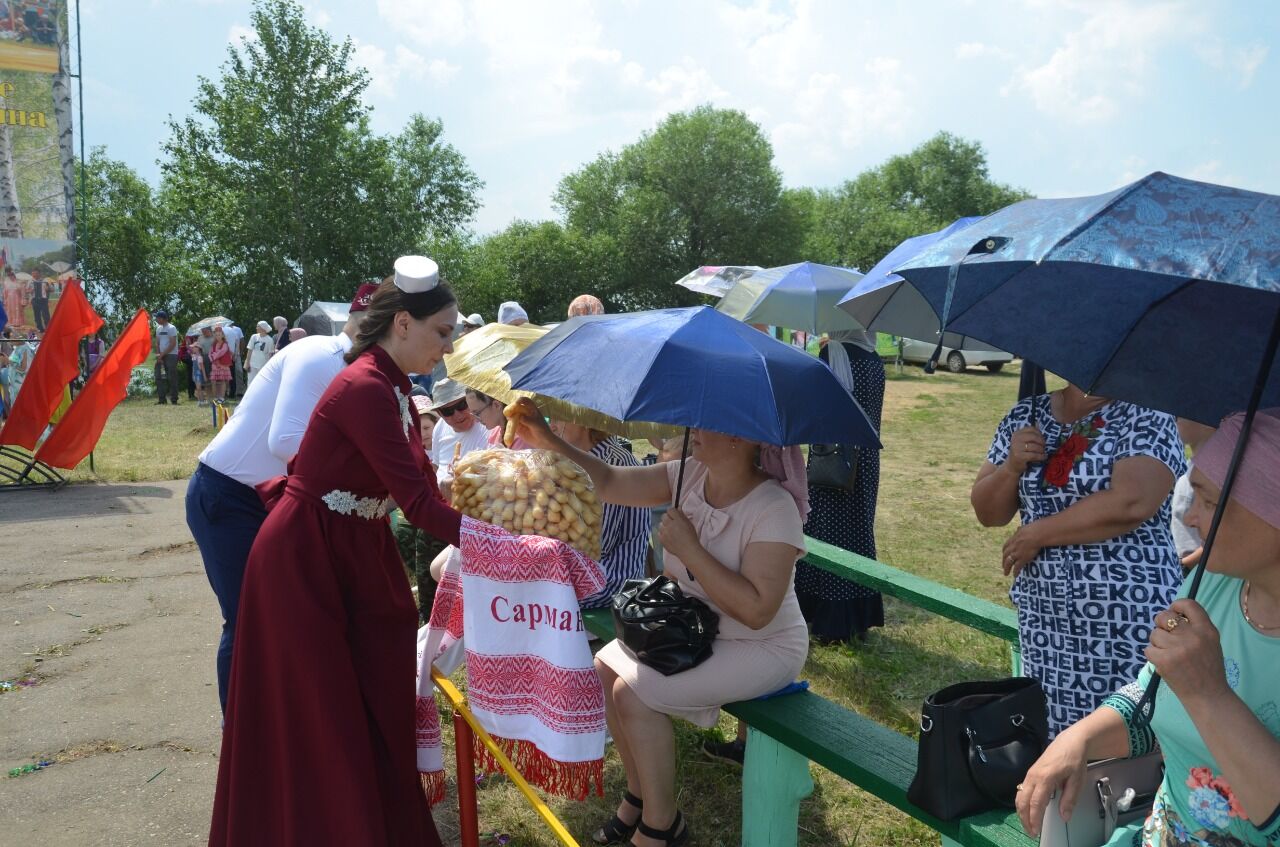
[35,310,152,470]
[0,280,103,450]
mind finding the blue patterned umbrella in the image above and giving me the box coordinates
[890,172,1280,425]
[891,171,1280,721]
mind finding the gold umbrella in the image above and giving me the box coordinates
[444,323,679,441]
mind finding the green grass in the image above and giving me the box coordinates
[54,361,1063,846]
[61,397,220,483]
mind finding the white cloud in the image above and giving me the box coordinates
[641,59,729,116]
[354,41,459,98]
[1116,155,1148,186]
[1013,2,1195,123]
[1183,159,1243,188]
[1196,40,1268,88]
[376,0,469,45]
[956,42,1013,61]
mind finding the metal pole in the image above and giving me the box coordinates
[453,710,481,847]
[74,0,87,297]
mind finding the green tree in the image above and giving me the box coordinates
[555,105,803,309]
[458,221,621,324]
[806,132,1030,272]
[79,148,205,331]
[160,0,481,325]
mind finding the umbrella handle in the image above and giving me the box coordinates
[1133,304,1280,727]
[673,427,691,508]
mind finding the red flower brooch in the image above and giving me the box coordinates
[1042,415,1105,488]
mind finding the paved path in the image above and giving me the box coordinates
[1,481,220,845]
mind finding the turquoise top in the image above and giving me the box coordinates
[1102,571,1280,846]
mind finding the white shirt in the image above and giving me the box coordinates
[155,323,178,356]
[223,323,245,359]
[428,418,490,487]
[198,333,353,486]
[246,333,273,372]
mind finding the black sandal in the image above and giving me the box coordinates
[592,790,643,845]
[634,811,688,846]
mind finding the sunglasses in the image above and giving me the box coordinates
[438,400,469,417]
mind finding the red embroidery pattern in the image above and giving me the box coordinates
[460,517,605,600]
[415,695,441,748]
[466,651,606,735]
[433,567,465,639]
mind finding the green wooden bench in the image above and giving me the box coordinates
[582,538,1035,847]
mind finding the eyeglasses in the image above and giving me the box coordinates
[438,400,468,417]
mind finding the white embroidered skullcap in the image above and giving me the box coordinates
[393,255,440,294]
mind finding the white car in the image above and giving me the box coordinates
[890,337,1014,373]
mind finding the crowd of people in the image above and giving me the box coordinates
[176,255,1278,847]
[153,312,273,407]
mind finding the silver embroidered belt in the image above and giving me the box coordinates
[321,489,393,520]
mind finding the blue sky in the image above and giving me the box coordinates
[78,0,1278,236]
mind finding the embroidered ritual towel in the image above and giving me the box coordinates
[416,516,607,802]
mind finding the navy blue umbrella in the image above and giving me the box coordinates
[891,172,1280,424]
[504,306,880,450]
[891,171,1280,722]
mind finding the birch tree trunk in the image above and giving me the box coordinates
[0,95,23,238]
[54,3,76,243]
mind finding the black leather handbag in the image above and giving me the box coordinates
[807,443,859,492]
[611,576,720,676]
[906,677,1049,821]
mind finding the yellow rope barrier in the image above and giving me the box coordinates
[431,668,583,847]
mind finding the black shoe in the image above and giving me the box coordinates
[155,399,167,405]
[635,811,688,847]
[592,790,642,845]
[702,737,745,766]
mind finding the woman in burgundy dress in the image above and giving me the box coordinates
[210,258,463,846]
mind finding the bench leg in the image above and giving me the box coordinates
[1010,641,1023,677]
[741,727,814,847]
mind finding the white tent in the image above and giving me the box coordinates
[296,301,348,336]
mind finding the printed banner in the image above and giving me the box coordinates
[0,1,75,336]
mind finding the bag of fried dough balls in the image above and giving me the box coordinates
[450,448,602,560]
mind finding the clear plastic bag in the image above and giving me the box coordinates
[450,448,602,559]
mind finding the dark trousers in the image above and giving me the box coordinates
[156,353,180,403]
[185,462,268,713]
[32,297,50,331]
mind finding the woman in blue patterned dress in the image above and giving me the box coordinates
[971,383,1185,735]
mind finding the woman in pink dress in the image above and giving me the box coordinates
[209,326,233,403]
[2,272,26,329]
[512,404,810,847]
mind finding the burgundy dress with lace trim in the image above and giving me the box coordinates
[209,345,461,847]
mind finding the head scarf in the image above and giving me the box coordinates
[823,331,860,397]
[1193,407,1280,530]
[498,301,529,325]
[411,395,436,418]
[758,444,811,522]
